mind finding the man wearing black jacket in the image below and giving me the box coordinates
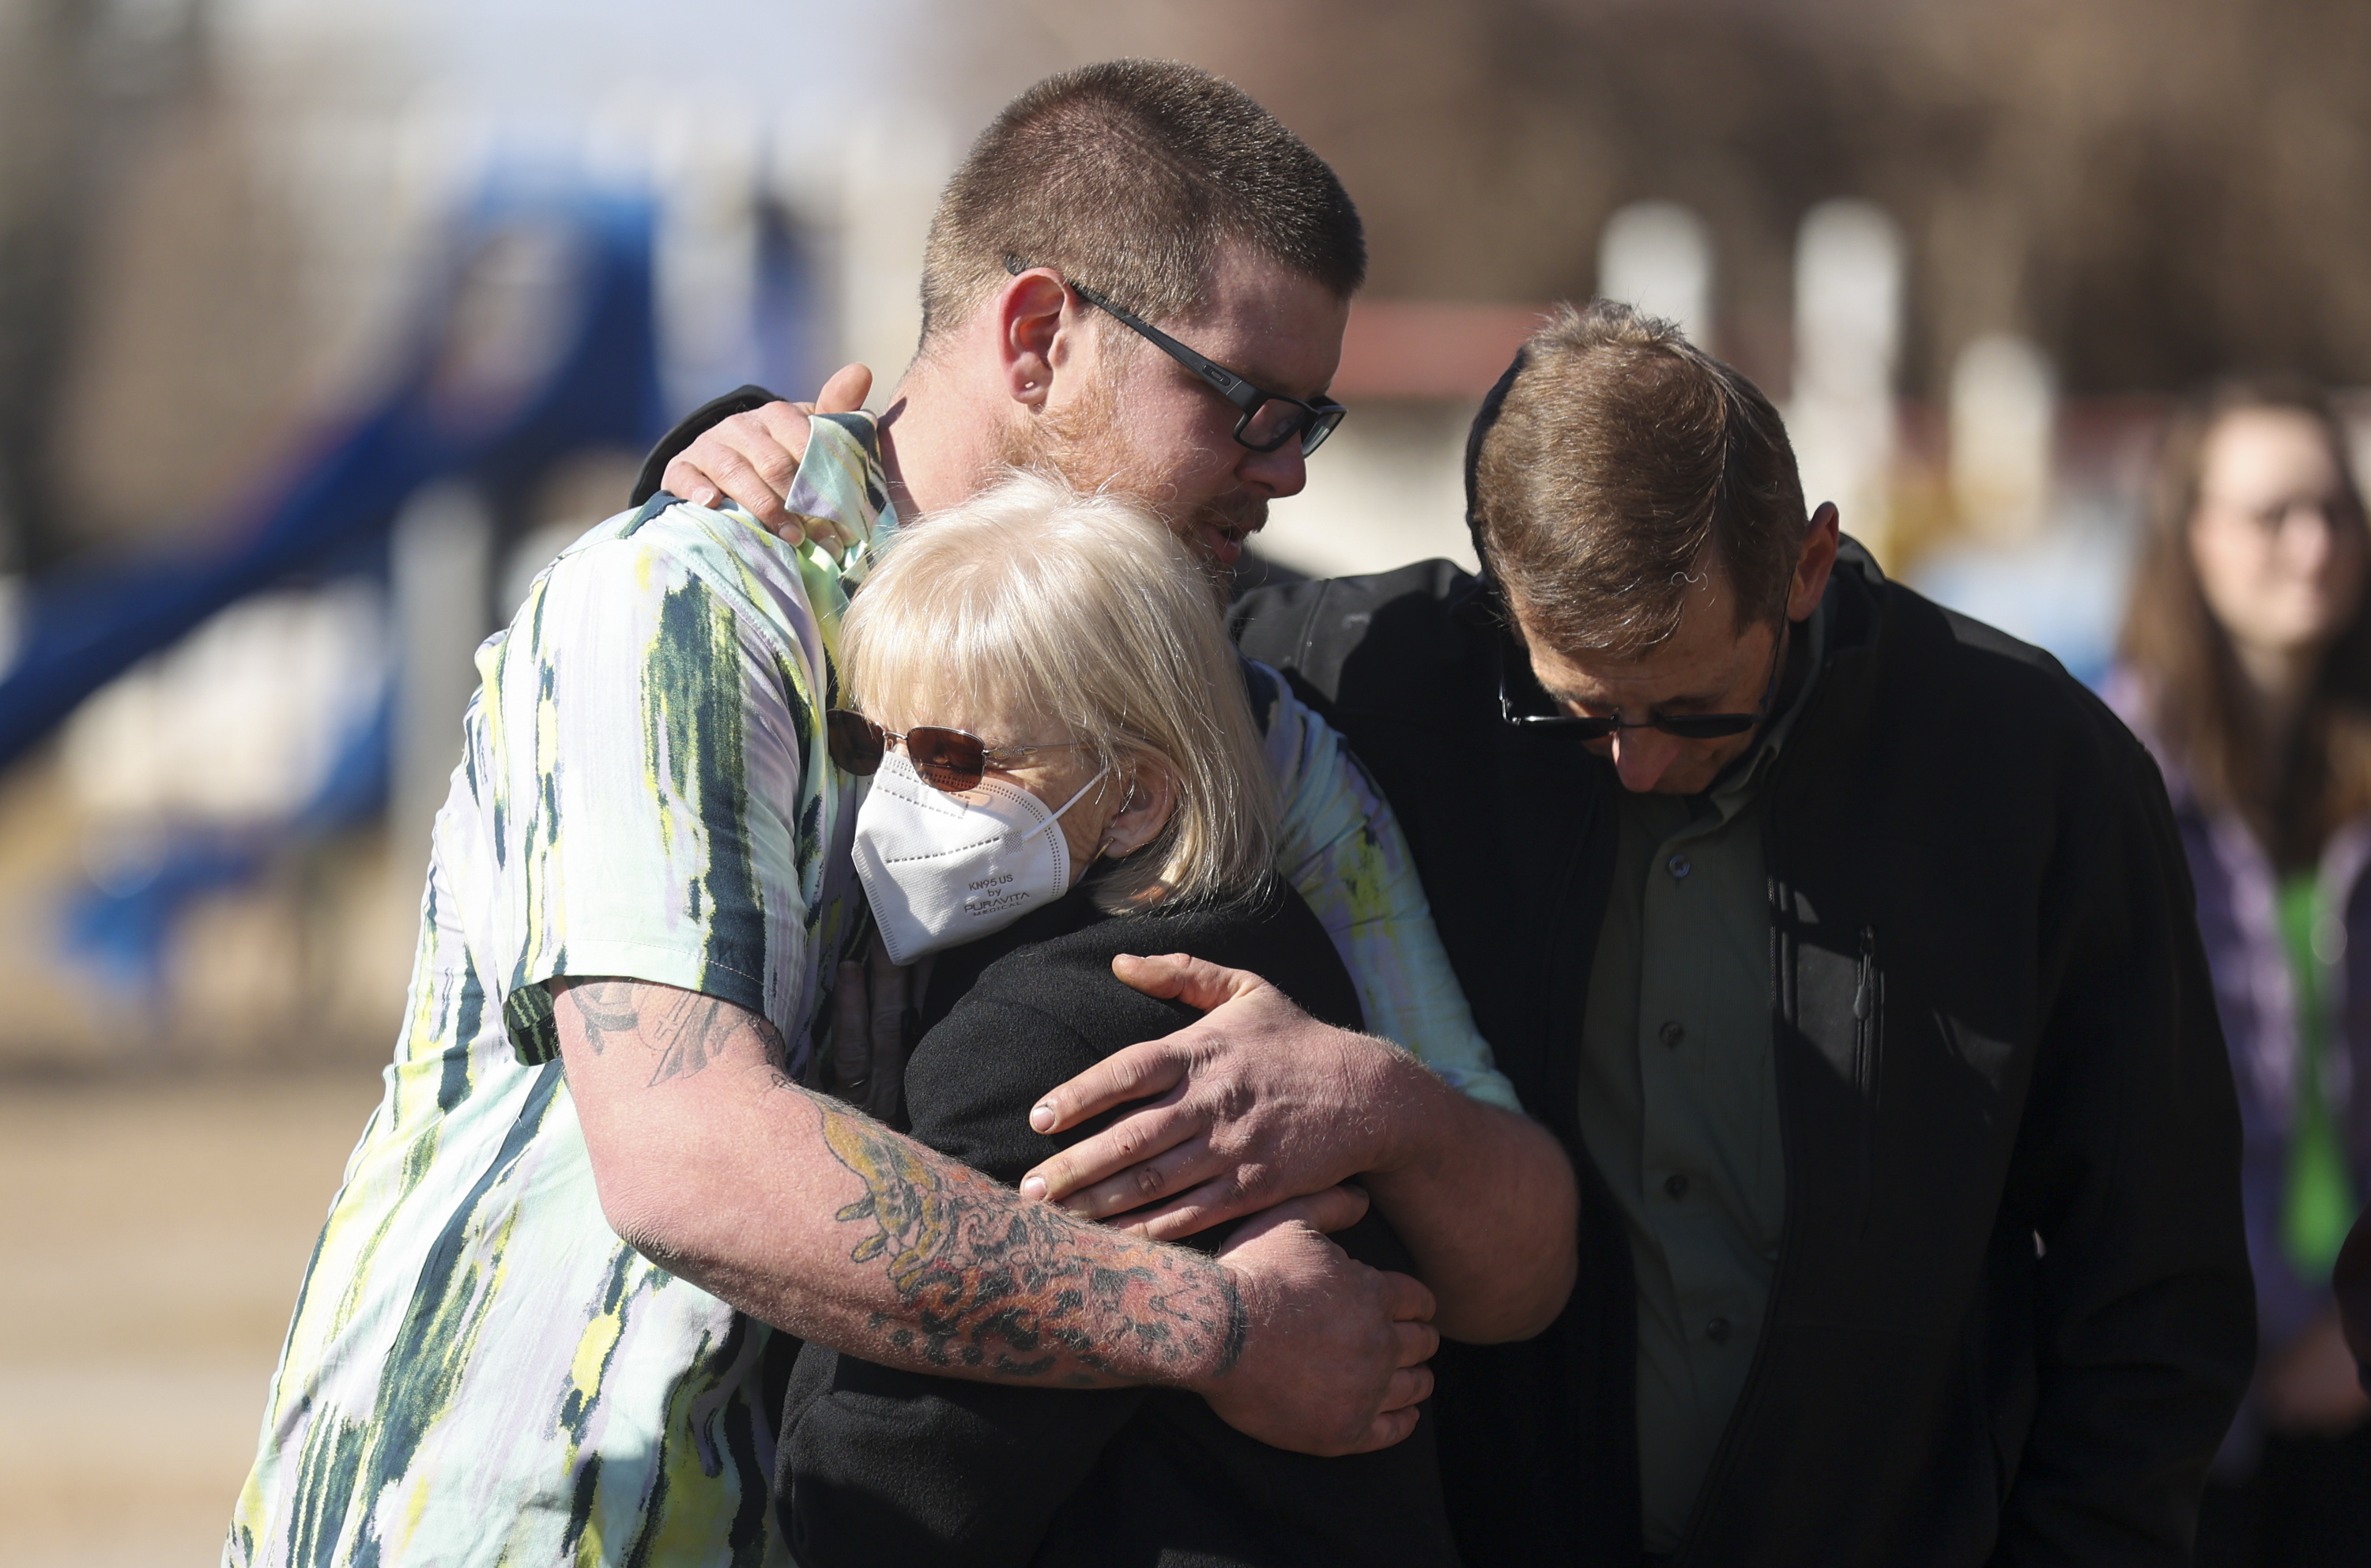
[1228,302,2256,1564]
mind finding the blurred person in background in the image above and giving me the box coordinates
[2110,381,2371,1568]
[780,473,1457,1568]
[228,61,1573,1568]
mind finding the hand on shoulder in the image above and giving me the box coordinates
[662,364,873,546]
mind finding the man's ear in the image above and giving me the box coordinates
[997,268,1074,410]
[1789,502,1843,621]
[1099,763,1178,859]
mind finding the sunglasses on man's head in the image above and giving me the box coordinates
[827,709,1088,793]
[1002,258,1348,458]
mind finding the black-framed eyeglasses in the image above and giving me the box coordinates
[1497,624,1790,741]
[827,709,1089,793]
[1003,258,1348,457]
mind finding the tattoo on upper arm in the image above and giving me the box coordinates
[570,982,640,1055]
[564,982,785,1079]
[818,1104,1245,1384]
[643,992,733,1086]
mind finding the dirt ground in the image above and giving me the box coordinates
[0,1069,386,1566]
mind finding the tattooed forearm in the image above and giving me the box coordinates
[819,1104,1246,1384]
[556,984,1238,1392]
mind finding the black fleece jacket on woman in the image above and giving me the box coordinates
[776,876,1460,1568]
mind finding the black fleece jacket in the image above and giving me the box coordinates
[777,876,1460,1568]
[1229,545,2255,1567]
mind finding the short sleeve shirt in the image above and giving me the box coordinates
[224,415,892,1568]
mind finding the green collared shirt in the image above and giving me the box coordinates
[1575,601,1826,1552]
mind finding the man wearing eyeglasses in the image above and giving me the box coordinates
[230,60,1580,1568]
[648,66,1582,1336]
[1221,302,2256,1564]
[646,65,1574,1328]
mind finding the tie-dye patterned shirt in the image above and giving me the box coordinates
[226,414,1513,1568]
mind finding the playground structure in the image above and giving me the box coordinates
[1,172,820,1034]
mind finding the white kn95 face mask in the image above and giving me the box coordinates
[851,750,1106,964]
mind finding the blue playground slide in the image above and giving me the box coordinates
[20,181,809,1000]
[0,187,668,769]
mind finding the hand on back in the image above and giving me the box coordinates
[1019,952,1408,1239]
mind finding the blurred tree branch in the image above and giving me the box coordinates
[999,0,2371,395]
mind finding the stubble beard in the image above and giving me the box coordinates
[993,380,1268,592]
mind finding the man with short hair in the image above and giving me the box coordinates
[227,62,1577,1567]
[1223,301,2258,1562]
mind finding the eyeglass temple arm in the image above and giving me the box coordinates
[1002,255,1259,411]
[986,740,1092,761]
[1072,284,1259,409]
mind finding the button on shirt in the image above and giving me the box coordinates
[1575,603,1826,1553]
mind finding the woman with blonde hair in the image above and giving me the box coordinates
[2111,380,2371,1566]
[777,470,1460,1568]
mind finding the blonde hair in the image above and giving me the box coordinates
[838,470,1276,913]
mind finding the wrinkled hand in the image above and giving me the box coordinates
[1019,952,1412,1240]
[1194,1188,1438,1454]
[662,363,872,547]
